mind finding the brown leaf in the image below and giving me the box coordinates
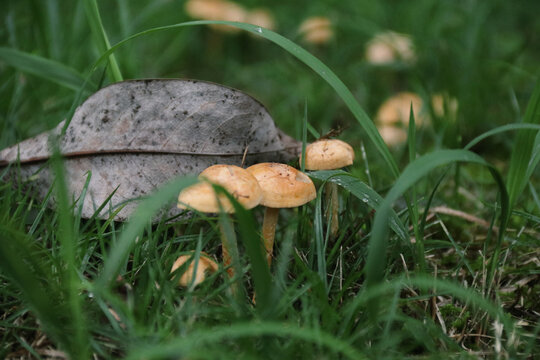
[0,79,300,221]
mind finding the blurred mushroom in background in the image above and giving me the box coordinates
[365,31,416,65]
[431,93,459,122]
[245,8,275,31]
[299,16,333,45]
[185,0,247,33]
[185,0,275,33]
[375,92,426,146]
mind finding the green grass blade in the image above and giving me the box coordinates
[89,20,399,178]
[82,0,123,82]
[0,47,94,90]
[49,149,90,358]
[300,100,308,172]
[407,104,424,273]
[218,188,273,317]
[343,274,518,342]
[0,225,71,353]
[127,321,366,360]
[365,150,509,290]
[525,130,540,181]
[313,186,328,292]
[308,170,408,242]
[464,123,540,150]
[96,176,197,289]
[506,80,540,208]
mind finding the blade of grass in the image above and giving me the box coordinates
[313,186,328,292]
[365,150,509,294]
[506,79,540,208]
[464,123,540,150]
[525,130,540,181]
[300,99,308,172]
[342,275,518,352]
[307,123,320,139]
[0,225,73,355]
[406,105,424,273]
[219,187,273,317]
[0,47,94,91]
[127,321,366,360]
[308,170,408,243]
[89,21,399,178]
[49,146,90,358]
[82,0,123,82]
[95,176,197,289]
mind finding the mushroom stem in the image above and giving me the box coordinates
[262,207,279,266]
[325,182,339,238]
[218,220,236,279]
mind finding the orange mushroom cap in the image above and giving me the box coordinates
[246,163,316,208]
[300,139,355,170]
[178,164,262,213]
[171,251,219,287]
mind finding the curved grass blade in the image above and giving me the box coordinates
[525,131,540,181]
[0,47,94,90]
[82,0,123,82]
[0,225,81,357]
[464,123,540,150]
[365,150,509,293]
[126,321,365,360]
[95,176,197,289]
[89,20,399,178]
[308,170,408,242]
[342,274,518,349]
[506,80,540,208]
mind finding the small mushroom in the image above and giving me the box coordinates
[246,163,316,266]
[171,251,219,287]
[178,164,262,281]
[300,139,354,238]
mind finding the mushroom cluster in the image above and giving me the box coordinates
[171,138,355,290]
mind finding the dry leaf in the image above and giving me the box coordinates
[0,79,300,221]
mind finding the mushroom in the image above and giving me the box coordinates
[375,92,427,147]
[298,16,333,45]
[365,31,416,65]
[245,8,275,31]
[246,163,316,266]
[178,164,262,281]
[376,92,425,127]
[171,251,219,287]
[300,139,354,238]
[184,0,247,33]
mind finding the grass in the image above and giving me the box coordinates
[1,0,540,358]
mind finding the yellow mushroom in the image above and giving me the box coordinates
[246,163,316,266]
[178,164,262,280]
[300,139,355,237]
[171,251,219,287]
